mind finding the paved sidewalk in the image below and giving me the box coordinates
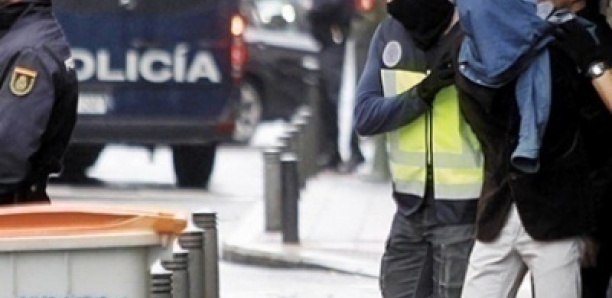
[222,169,534,298]
[222,171,394,278]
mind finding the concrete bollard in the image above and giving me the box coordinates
[193,210,220,298]
[150,260,173,298]
[161,243,189,298]
[178,225,204,298]
[263,147,282,232]
[281,153,300,244]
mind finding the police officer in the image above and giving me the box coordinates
[308,0,359,171]
[0,0,78,204]
[354,0,482,297]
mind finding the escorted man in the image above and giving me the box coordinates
[354,0,483,297]
[0,0,78,204]
[454,0,612,297]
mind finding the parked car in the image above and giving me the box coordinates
[53,0,250,188]
[240,0,320,122]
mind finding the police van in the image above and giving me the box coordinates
[53,0,249,188]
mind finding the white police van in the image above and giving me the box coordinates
[53,0,249,188]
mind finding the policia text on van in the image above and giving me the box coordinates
[71,46,221,84]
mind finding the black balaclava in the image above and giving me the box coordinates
[387,0,455,50]
[0,3,30,31]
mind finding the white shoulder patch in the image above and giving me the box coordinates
[382,41,402,68]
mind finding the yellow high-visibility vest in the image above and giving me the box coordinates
[381,69,483,200]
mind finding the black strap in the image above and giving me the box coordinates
[41,44,70,103]
[42,45,68,79]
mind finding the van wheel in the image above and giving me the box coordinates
[54,144,104,184]
[172,144,217,189]
[234,80,263,143]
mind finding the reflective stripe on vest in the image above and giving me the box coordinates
[381,69,483,200]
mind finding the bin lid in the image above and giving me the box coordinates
[0,203,187,238]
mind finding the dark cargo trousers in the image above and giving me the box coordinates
[380,205,475,298]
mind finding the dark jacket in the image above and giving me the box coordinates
[0,3,78,204]
[575,7,612,239]
[454,31,604,241]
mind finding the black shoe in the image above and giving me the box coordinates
[338,157,365,174]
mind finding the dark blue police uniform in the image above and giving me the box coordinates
[0,0,78,204]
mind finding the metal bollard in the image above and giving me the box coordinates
[286,126,303,189]
[281,153,300,244]
[178,225,204,298]
[296,107,316,179]
[263,147,282,231]
[193,210,220,298]
[292,117,308,189]
[150,260,173,298]
[279,127,296,153]
[161,243,189,298]
[278,132,294,154]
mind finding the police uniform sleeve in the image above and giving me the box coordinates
[354,19,430,136]
[0,49,56,188]
[27,45,78,184]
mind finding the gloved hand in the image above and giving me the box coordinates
[17,170,50,203]
[552,19,605,75]
[416,49,455,104]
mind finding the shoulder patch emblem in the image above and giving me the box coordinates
[10,66,38,97]
[382,41,402,68]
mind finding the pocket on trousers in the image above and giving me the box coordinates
[439,238,474,289]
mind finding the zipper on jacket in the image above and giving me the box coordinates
[425,109,434,184]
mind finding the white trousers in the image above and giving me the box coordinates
[461,204,582,298]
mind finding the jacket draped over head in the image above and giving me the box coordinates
[457,0,558,174]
